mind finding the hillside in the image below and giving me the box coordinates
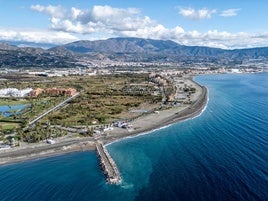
[1,37,268,68]
[51,37,225,56]
[51,37,268,61]
[0,43,78,68]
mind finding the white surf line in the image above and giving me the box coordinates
[106,86,210,148]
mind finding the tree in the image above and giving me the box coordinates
[16,127,24,144]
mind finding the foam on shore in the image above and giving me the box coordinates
[106,86,209,148]
[191,87,209,120]
[105,124,172,148]
[0,78,208,166]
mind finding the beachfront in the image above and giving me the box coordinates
[0,76,207,165]
[101,78,207,144]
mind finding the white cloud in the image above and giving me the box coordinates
[0,29,78,44]
[31,4,66,19]
[92,5,139,20]
[1,28,268,49]
[178,7,216,20]
[120,24,173,40]
[0,4,265,49]
[175,30,268,49]
[71,7,82,20]
[31,4,151,34]
[220,8,240,17]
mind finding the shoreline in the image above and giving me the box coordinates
[0,140,96,166]
[105,86,209,147]
[0,77,208,166]
[104,85,208,146]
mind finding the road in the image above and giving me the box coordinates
[28,92,80,125]
[0,135,122,183]
[0,136,94,161]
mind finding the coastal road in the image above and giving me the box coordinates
[28,92,80,126]
[0,136,94,162]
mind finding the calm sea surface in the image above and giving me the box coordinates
[0,73,267,201]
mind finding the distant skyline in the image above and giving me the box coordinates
[0,0,267,49]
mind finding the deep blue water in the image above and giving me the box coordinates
[0,73,267,201]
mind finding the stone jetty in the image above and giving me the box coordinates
[95,141,121,184]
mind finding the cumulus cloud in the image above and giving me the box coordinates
[31,4,155,35]
[178,7,216,20]
[220,8,240,17]
[0,29,78,44]
[1,4,267,49]
[1,28,268,49]
[31,4,66,19]
[176,30,268,49]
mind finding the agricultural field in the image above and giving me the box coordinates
[0,73,162,136]
[44,73,162,126]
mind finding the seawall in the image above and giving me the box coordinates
[95,141,121,184]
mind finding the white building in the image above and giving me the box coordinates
[0,88,33,97]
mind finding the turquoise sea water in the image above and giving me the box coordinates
[0,73,267,201]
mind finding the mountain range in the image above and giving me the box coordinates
[1,37,268,68]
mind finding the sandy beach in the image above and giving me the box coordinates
[101,79,207,144]
[0,77,208,165]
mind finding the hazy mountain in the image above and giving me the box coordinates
[53,37,268,61]
[52,37,225,56]
[54,38,181,54]
[0,43,19,51]
[0,42,78,68]
[0,41,56,49]
[1,37,268,68]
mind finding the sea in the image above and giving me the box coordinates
[0,73,267,201]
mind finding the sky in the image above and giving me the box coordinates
[0,0,267,49]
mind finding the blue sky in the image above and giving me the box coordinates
[0,0,267,49]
